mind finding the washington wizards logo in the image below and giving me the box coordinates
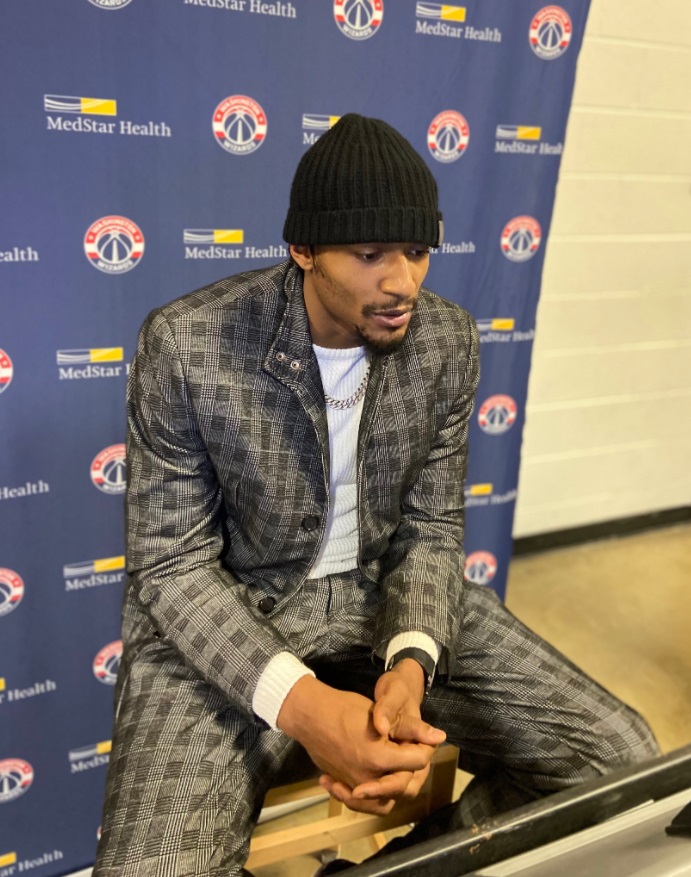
[428,111,469,163]
[0,349,13,395]
[500,216,542,262]
[213,96,267,155]
[478,395,518,435]
[88,0,133,7]
[84,216,145,274]
[90,444,126,495]
[334,0,383,40]
[93,641,122,685]
[0,759,34,804]
[464,552,498,586]
[0,569,24,618]
[529,6,572,60]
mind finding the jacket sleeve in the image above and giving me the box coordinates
[125,309,293,717]
[373,312,480,676]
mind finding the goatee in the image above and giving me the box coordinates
[356,327,409,356]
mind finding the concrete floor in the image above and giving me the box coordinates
[252,522,691,877]
[506,522,691,754]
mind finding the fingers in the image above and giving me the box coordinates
[372,676,446,745]
[371,687,404,738]
[352,771,413,800]
[314,736,432,793]
[378,739,435,774]
[400,764,431,799]
[321,775,397,815]
[389,714,446,746]
[318,773,340,796]
[372,696,445,745]
[344,794,397,816]
[352,762,430,801]
[322,757,431,814]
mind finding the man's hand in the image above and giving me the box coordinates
[373,658,442,741]
[338,660,446,807]
[276,675,438,815]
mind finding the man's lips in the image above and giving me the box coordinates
[369,309,412,328]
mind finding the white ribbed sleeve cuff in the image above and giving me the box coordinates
[252,652,315,731]
[385,631,441,669]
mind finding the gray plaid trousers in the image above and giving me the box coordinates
[94,574,657,877]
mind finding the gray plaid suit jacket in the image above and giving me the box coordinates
[124,259,479,718]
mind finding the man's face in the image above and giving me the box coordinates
[291,243,430,354]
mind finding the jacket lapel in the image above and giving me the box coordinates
[263,264,330,476]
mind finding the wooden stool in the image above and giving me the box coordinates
[247,745,459,870]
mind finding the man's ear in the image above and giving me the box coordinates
[290,244,314,271]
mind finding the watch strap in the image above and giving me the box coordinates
[386,646,436,695]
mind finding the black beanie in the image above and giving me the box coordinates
[283,114,443,248]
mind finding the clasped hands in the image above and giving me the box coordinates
[277,659,446,815]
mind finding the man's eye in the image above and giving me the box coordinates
[410,248,430,258]
[358,251,380,262]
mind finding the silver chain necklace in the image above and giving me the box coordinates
[324,364,371,410]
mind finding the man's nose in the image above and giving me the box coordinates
[380,253,417,297]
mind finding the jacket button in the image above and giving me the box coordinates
[258,596,276,614]
[301,515,320,532]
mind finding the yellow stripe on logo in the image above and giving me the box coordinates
[441,5,466,21]
[468,484,493,496]
[90,348,124,363]
[517,126,541,140]
[0,854,17,868]
[96,741,112,755]
[0,678,5,692]
[491,319,515,331]
[329,116,341,127]
[80,98,117,116]
[213,230,244,244]
[94,556,126,573]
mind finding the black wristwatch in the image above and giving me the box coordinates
[386,647,436,695]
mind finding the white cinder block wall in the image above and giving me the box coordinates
[513,0,691,537]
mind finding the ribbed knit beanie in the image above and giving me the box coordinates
[283,114,443,247]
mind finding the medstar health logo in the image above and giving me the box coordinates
[529,6,572,60]
[84,216,145,274]
[478,395,518,435]
[90,444,126,495]
[476,318,515,334]
[416,3,466,23]
[334,0,383,40]
[88,0,133,9]
[428,111,469,163]
[496,125,541,143]
[213,96,267,155]
[302,114,340,133]
[0,350,13,394]
[500,216,542,262]
[183,229,244,246]
[93,641,122,685]
[69,740,112,773]
[0,569,24,617]
[57,348,123,365]
[63,556,125,592]
[44,94,117,116]
[465,551,498,586]
[302,114,340,146]
[0,759,34,803]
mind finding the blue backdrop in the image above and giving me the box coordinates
[0,2,589,874]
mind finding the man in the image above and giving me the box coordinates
[94,115,657,877]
